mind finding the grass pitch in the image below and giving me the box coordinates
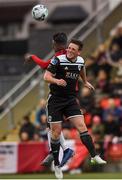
[0,172,122,179]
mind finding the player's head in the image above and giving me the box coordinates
[67,39,83,61]
[52,32,67,52]
[69,39,83,51]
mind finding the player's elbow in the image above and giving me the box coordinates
[43,71,50,82]
[43,72,48,81]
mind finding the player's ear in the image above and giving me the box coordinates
[78,51,81,56]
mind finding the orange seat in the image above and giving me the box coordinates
[107,144,122,161]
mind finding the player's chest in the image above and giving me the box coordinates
[57,64,83,79]
[59,64,82,73]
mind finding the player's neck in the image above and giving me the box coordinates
[66,56,77,63]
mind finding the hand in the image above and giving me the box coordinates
[24,53,32,64]
[84,81,95,91]
[56,79,67,87]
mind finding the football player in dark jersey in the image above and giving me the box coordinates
[44,39,106,179]
[25,32,74,167]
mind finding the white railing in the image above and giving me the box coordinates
[66,1,109,40]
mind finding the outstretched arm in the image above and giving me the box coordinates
[106,51,119,67]
[24,54,50,69]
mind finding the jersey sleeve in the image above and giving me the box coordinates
[47,57,60,74]
[31,55,50,69]
[82,58,85,66]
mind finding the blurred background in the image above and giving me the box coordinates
[0,0,122,178]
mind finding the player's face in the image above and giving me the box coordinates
[66,43,81,61]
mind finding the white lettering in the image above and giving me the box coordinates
[66,72,79,79]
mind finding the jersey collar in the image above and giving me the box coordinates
[66,55,77,63]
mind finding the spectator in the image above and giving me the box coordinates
[103,111,121,150]
[95,44,111,75]
[35,98,46,125]
[95,69,110,93]
[85,55,98,76]
[109,71,122,98]
[19,115,36,142]
[103,98,122,122]
[79,86,94,113]
[115,25,122,49]
[92,115,105,158]
[109,25,122,62]
[33,131,41,142]
[91,98,103,118]
[106,51,122,75]
[35,113,48,141]
[92,115,104,139]
[105,51,122,97]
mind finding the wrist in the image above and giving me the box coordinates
[55,79,59,85]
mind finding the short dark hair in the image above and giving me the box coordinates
[53,32,67,45]
[69,39,83,50]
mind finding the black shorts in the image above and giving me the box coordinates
[47,94,83,123]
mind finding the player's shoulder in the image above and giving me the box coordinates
[50,53,66,65]
[76,56,85,64]
[50,56,60,65]
[54,54,67,62]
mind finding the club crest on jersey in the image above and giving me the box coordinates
[64,66,68,70]
[78,65,82,71]
[51,58,58,65]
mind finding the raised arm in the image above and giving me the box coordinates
[24,54,50,69]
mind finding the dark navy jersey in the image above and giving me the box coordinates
[47,54,85,97]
